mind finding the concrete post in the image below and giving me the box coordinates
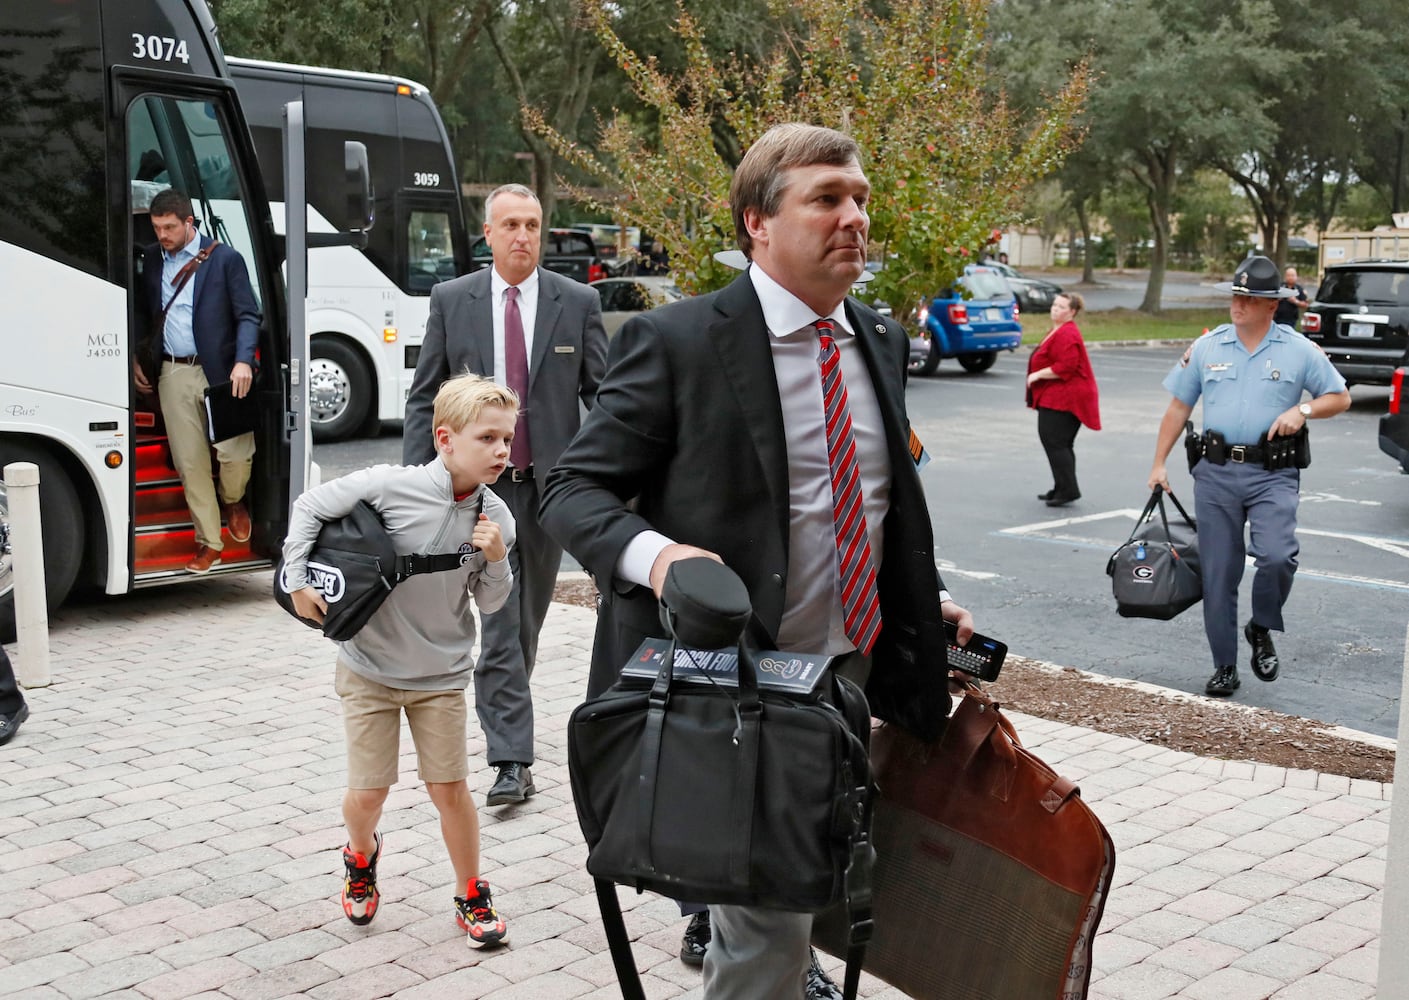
[4,461,50,687]
[1377,622,1409,997]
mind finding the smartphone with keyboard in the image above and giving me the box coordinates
[943,619,1007,682]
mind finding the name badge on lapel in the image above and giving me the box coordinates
[554,345,575,354]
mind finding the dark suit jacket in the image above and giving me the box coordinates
[402,266,608,465]
[139,236,261,387]
[541,273,952,733]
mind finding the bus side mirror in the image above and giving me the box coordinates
[307,141,372,250]
[345,141,373,235]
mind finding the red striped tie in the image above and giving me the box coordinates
[816,320,882,655]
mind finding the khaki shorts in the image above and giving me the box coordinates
[335,661,469,788]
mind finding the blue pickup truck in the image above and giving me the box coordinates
[909,265,1024,376]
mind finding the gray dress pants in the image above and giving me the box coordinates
[475,474,560,766]
[704,904,812,999]
[1191,461,1300,666]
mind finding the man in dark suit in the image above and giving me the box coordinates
[134,188,260,574]
[541,124,974,999]
[404,184,607,807]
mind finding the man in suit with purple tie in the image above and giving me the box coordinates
[404,184,607,806]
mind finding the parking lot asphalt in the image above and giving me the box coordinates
[0,574,1394,999]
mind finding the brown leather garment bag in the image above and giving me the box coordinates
[816,683,1115,999]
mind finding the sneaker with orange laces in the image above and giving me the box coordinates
[341,832,381,925]
[455,878,507,948]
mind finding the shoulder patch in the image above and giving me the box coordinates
[908,427,931,470]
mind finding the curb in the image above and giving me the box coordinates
[1011,654,1397,753]
[551,570,1396,755]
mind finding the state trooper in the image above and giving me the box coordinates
[1147,255,1351,697]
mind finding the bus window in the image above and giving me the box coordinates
[408,209,456,292]
[0,3,107,278]
[126,95,267,310]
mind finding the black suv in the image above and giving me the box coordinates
[470,228,607,283]
[1302,260,1409,386]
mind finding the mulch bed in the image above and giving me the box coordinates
[552,579,1395,783]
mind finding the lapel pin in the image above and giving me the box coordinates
[875,323,886,334]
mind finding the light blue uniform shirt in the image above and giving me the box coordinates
[1162,322,1347,444]
[160,230,201,357]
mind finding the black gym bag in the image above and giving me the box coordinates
[273,499,474,641]
[1107,488,1202,620]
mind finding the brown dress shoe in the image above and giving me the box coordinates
[224,502,252,543]
[186,546,222,574]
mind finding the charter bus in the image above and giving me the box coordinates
[228,57,472,441]
[0,1,362,639]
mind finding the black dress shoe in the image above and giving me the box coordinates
[1037,489,1056,501]
[485,763,535,806]
[1045,492,1081,507]
[1205,665,1240,696]
[805,948,844,1000]
[1245,622,1280,682]
[679,910,709,966]
[0,702,29,746]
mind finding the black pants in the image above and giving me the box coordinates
[1037,407,1082,498]
[0,645,25,717]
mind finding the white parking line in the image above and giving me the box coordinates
[997,510,1409,593]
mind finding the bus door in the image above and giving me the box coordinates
[117,77,289,585]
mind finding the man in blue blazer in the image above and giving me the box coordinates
[404,184,607,807]
[135,188,261,573]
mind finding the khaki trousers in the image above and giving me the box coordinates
[157,360,254,551]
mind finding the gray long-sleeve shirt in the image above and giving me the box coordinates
[281,460,515,690]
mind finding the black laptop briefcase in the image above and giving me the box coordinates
[568,558,877,1000]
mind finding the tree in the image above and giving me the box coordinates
[1210,0,1383,267]
[993,0,1284,312]
[1349,0,1409,215]
[530,0,1087,316]
[210,0,403,71]
[483,0,609,224]
[1174,169,1253,273]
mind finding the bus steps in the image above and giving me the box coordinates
[133,435,263,578]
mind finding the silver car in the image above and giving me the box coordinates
[591,276,686,336]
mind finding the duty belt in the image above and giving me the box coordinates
[1206,443,1267,466]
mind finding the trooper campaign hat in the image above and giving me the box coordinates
[1214,255,1298,298]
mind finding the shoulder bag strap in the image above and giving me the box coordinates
[594,878,648,1000]
[394,495,486,580]
[159,240,222,325]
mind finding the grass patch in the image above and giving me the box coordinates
[1020,307,1228,345]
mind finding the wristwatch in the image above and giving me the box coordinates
[1298,402,1312,418]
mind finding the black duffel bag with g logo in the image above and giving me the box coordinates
[273,499,472,641]
[568,558,877,1000]
[1107,488,1201,620]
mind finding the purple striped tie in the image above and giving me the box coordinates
[816,320,882,655]
[504,286,532,470]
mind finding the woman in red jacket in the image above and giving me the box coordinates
[1027,292,1101,506]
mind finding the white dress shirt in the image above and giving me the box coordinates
[618,263,891,654]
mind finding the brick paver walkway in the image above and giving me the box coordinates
[0,575,1389,999]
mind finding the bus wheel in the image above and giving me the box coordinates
[957,351,998,373]
[0,441,83,643]
[309,339,372,442]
